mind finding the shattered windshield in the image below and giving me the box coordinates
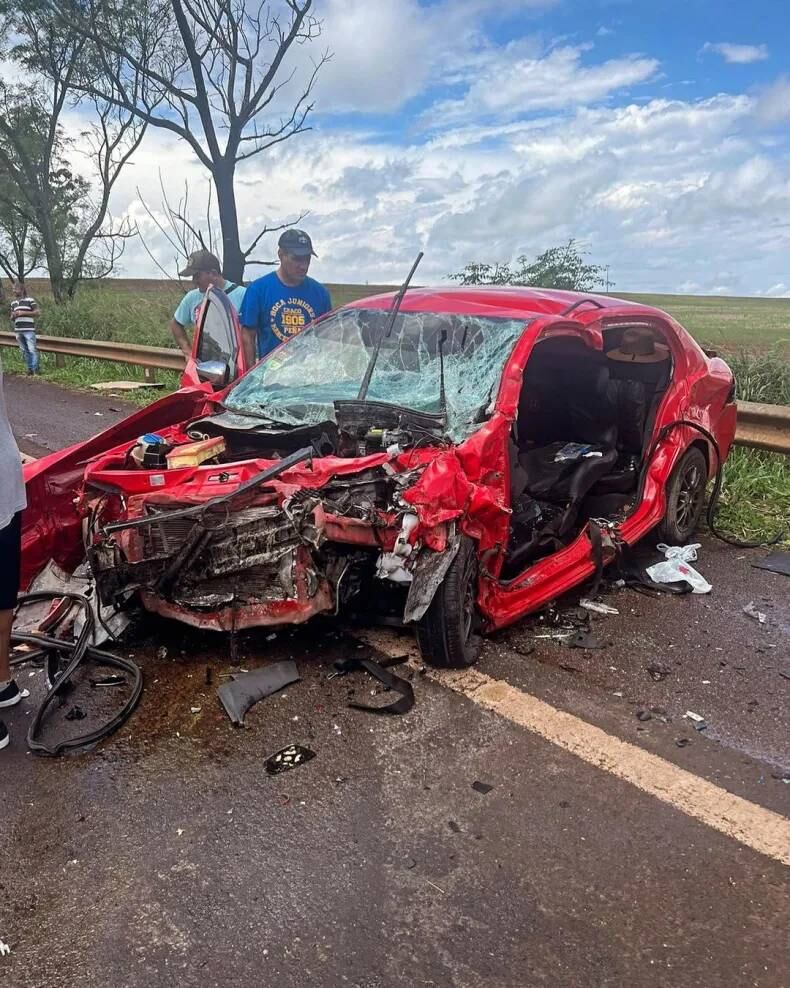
[225,308,528,441]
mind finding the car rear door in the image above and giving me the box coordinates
[182,286,248,389]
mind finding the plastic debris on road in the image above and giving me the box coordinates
[0,939,10,957]
[472,781,494,795]
[742,601,767,624]
[684,710,708,731]
[217,661,300,726]
[265,744,316,775]
[645,544,712,594]
[751,550,790,578]
[579,599,619,615]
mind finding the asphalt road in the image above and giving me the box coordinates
[2,374,788,988]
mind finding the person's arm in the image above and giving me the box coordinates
[169,318,192,357]
[171,292,195,356]
[241,326,257,368]
[238,284,259,368]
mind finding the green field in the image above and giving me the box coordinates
[5,278,790,353]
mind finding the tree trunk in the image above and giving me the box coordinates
[213,162,245,283]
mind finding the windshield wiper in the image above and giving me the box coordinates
[357,251,423,400]
[218,401,294,428]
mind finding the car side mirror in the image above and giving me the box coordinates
[196,359,229,388]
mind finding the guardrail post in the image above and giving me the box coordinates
[143,366,157,383]
[55,353,66,369]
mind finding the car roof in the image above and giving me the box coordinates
[344,285,645,321]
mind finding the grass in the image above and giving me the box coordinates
[712,348,790,546]
[616,292,790,353]
[4,279,788,542]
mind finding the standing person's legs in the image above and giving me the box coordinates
[0,511,23,750]
[15,331,37,374]
[27,332,39,374]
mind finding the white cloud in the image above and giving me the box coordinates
[422,44,658,125]
[761,283,790,297]
[313,0,555,114]
[701,42,769,64]
[34,12,790,298]
[753,75,790,124]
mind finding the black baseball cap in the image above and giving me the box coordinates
[179,249,222,277]
[278,229,317,257]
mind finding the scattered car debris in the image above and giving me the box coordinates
[217,661,300,727]
[684,711,707,731]
[471,781,494,795]
[579,599,619,616]
[742,602,767,624]
[91,380,165,391]
[636,709,652,722]
[332,655,414,715]
[780,671,790,682]
[11,589,143,757]
[265,744,316,775]
[645,544,712,594]
[0,939,10,957]
[568,629,603,649]
[675,738,691,748]
[448,820,462,833]
[751,550,790,578]
[646,662,670,682]
[90,675,126,688]
[65,706,87,721]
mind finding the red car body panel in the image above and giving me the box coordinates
[21,286,737,637]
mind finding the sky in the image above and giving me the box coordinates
[72,0,790,295]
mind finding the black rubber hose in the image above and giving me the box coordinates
[11,590,143,757]
[643,419,784,549]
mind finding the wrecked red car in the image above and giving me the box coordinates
[22,285,737,667]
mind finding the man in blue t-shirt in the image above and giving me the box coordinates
[240,229,331,366]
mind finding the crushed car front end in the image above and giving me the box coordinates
[74,302,526,634]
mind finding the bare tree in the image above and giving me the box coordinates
[0,4,148,300]
[134,172,305,286]
[40,0,329,282]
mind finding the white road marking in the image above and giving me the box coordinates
[360,630,790,867]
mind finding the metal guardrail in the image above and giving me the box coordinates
[0,331,185,374]
[2,332,789,454]
[733,400,790,455]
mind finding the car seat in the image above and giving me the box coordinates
[518,361,619,537]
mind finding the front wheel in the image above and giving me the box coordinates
[416,536,482,668]
[655,445,708,544]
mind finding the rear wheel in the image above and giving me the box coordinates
[416,537,482,668]
[656,446,708,544]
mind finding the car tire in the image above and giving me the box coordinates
[655,445,708,544]
[416,536,482,668]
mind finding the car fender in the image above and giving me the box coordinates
[403,533,462,623]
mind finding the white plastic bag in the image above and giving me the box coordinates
[645,543,712,594]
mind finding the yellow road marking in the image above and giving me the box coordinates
[361,630,790,867]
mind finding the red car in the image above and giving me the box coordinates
[22,285,737,667]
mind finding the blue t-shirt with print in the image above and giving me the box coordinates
[239,272,331,359]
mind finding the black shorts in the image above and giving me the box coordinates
[0,511,22,611]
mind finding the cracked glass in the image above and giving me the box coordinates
[225,308,528,441]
